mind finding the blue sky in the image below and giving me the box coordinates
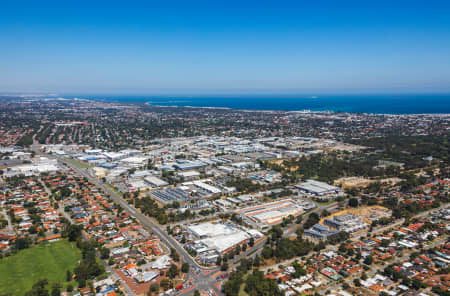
[1,0,450,94]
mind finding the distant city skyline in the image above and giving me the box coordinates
[1,0,450,94]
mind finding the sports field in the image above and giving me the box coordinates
[0,239,81,295]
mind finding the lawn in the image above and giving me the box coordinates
[314,199,337,206]
[105,183,123,197]
[0,239,81,295]
[64,157,93,169]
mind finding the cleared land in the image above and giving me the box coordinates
[0,239,81,295]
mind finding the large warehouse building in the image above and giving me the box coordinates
[185,222,263,264]
[295,179,343,196]
[234,199,304,230]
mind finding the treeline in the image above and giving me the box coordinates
[73,240,105,288]
[392,196,445,219]
[222,259,283,296]
[134,196,168,224]
[274,153,398,183]
[133,196,199,224]
[62,221,104,288]
[262,237,315,261]
[360,194,446,219]
[225,177,263,193]
[262,224,349,262]
[17,135,33,147]
[36,124,53,144]
[24,279,61,296]
[349,135,450,168]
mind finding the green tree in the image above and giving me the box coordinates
[100,247,110,259]
[17,135,33,147]
[14,237,31,250]
[50,285,60,296]
[25,279,49,296]
[216,256,222,266]
[150,283,159,293]
[63,224,83,242]
[245,270,283,296]
[364,255,373,265]
[221,262,229,271]
[160,279,169,289]
[249,237,255,247]
[167,264,179,279]
[181,263,190,273]
[348,197,359,207]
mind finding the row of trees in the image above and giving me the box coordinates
[73,240,105,288]
[24,279,61,296]
[61,220,104,288]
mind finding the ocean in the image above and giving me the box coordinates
[66,94,450,114]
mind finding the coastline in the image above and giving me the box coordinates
[9,93,450,115]
[140,98,450,116]
[89,94,450,115]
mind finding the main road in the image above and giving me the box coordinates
[32,142,225,295]
[61,159,227,295]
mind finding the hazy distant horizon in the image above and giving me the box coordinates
[2,89,450,97]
